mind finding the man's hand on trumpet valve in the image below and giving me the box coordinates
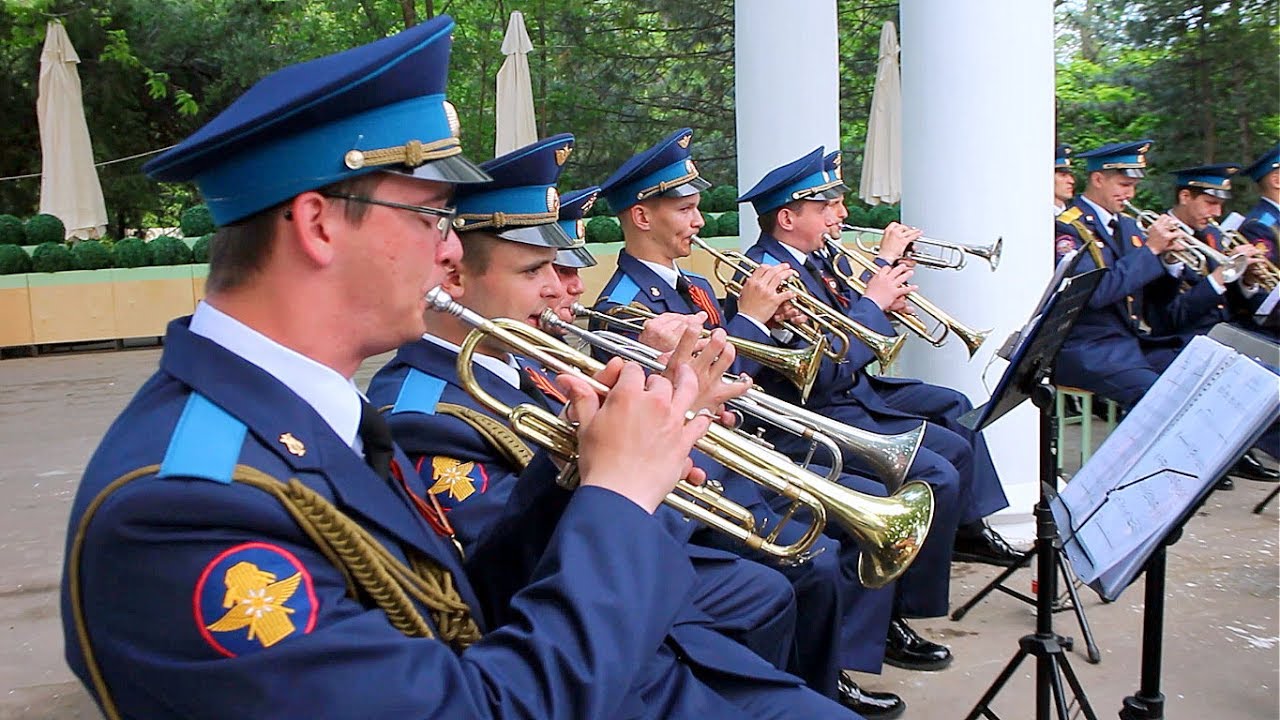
[737,262,798,324]
[877,221,923,263]
[769,299,807,329]
[1145,215,1183,255]
[660,326,750,428]
[556,359,715,512]
[863,262,918,314]
[637,311,708,353]
[1230,243,1267,286]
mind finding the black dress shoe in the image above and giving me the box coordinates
[837,674,905,719]
[884,617,953,671]
[952,522,1022,567]
[1230,451,1280,482]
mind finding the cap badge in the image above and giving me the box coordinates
[677,134,692,149]
[555,145,573,166]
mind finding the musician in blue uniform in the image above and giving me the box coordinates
[588,130,909,717]
[59,20,860,720]
[1053,139,1189,410]
[1055,144,1075,216]
[1239,143,1280,264]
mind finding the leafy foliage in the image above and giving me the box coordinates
[585,216,623,244]
[191,233,213,263]
[867,204,900,229]
[715,210,740,238]
[112,237,152,268]
[72,239,113,270]
[179,205,215,237]
[700,185,739,213]
[0,214,24,245]
[0,243,31,274]
[149,235,193,265]
[25,213,65,245]
[588,196,613,218]
[31,241,73,272]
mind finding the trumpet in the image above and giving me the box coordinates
[824,228,991,357]
[1209,218,1279,291]
[427,287,934,585]
[690,236,907,367]
[844,225,1002,272]
[1123,202,1249,283]
[544,309,925,490]
[576,302,825,403]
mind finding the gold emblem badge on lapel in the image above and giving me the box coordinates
[278,433,306,457]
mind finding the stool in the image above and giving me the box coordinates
[1055,386,1119,471]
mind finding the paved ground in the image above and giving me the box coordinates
[1,346,1276,719]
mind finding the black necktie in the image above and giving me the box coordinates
[1107,218,1120,243]
[358,399,394,480]
[674,274,697,308]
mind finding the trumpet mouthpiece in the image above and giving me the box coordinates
[570,302,590,317]
[538,309,564,329]
[425,286,461,315]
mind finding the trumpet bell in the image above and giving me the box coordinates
[813,479,935,588]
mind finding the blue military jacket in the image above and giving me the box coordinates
[1143,224,1238,340]
[61,318,720,720]
[1240,198,1279,264]
[1053,197,1182,379]
[365,338,801,688]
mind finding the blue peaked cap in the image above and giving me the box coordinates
[1171,163,1239,199]
[1077,139,1152,178]
[1243,143,1280,183]
[553,186,600,268]
[822,150,851,194]
[1056,144,1072,169]
[453,134,575,248]
[739,146,847,214]
[600,128,712,213]
[142,16,488,226]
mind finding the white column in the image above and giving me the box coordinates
[734,0,840,244]
[899,0,1055,540]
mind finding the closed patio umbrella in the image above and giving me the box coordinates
[495,11,538,156]
[859,21,902,206]
[38,21,107,239]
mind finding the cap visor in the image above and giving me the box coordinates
[1205,188,1232,200]
[659,175,713,198]
[555,245,598,268]
[1121,168,1146,179]
[393,153,493,184]
[493,222,577,248]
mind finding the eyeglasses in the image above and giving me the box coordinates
[321,193,460,234]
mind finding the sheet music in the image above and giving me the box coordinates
[1054,336,1280,599]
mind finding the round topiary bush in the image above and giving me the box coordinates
[0,214,25,245]
[72,239,113,270]
[179,205,215,237]
[697,212,717,236]
[113,237,152,268]
[588,196,613,218]
[150,235,193,265]
[710,185,740,213]
[31,241,73,273]
[844,204,870,229]
[585,216,622,244]
[25,213,65,245]
[0,243,31,274]
[191,233,213,263]
[868,204,900,229]
[716,211,740,238]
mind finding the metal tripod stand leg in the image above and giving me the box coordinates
[1253,483,1280,514]
[1056,545,1101,663]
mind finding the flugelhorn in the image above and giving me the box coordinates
[576,302,824,403]
[1123,201,1249,283]
[690,236,907,367]
[427,287,934,585]
[1210,217,1278,291]
[542,309,925,491]
[825,228,991,357]
[844,224,1002,271]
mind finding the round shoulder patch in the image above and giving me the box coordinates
[1055,235,1076,256]
[1130,234,1143,248]
[194,542,318,658]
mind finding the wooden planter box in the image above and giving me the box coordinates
[0,275,33,346]
[27,269,118,344]
[112,265,197,338]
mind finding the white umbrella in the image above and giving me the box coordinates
[495,11,538,156]
[38,21,107,239]
[859,21,902,207]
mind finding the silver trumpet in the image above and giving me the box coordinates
[1123,201,1249,283]
[844,224,1002,271]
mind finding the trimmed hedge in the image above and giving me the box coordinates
[31,241,74,273]
[0,243,31,274]
[191,234,213,263]
[585,216,622,244]
[716,211,740,238]
[0,214,24,245]
[150,235,193,265]
[72,240,113,270]
[587,196,613,218]
[25,214,65,245]
[180,205,215,237]
[700,185,739,213]
[868,204,901,229]
[113,237,152,268]
[844,204,870,229]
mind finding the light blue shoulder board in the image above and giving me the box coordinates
[604,274,641,305]
[158,393,247,484]
[760,253,783,266]
[391,369,447,415]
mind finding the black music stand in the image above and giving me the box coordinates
[958,267,1104,720]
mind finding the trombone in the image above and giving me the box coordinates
[427,287,934,586]
[577,302,825,403]
[844,224,1003,272]
[1123,201,1249,283]
[544,309,926,491]
[824,228,991,358]
[689,236,907,367]
[1209,218,1278,291]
